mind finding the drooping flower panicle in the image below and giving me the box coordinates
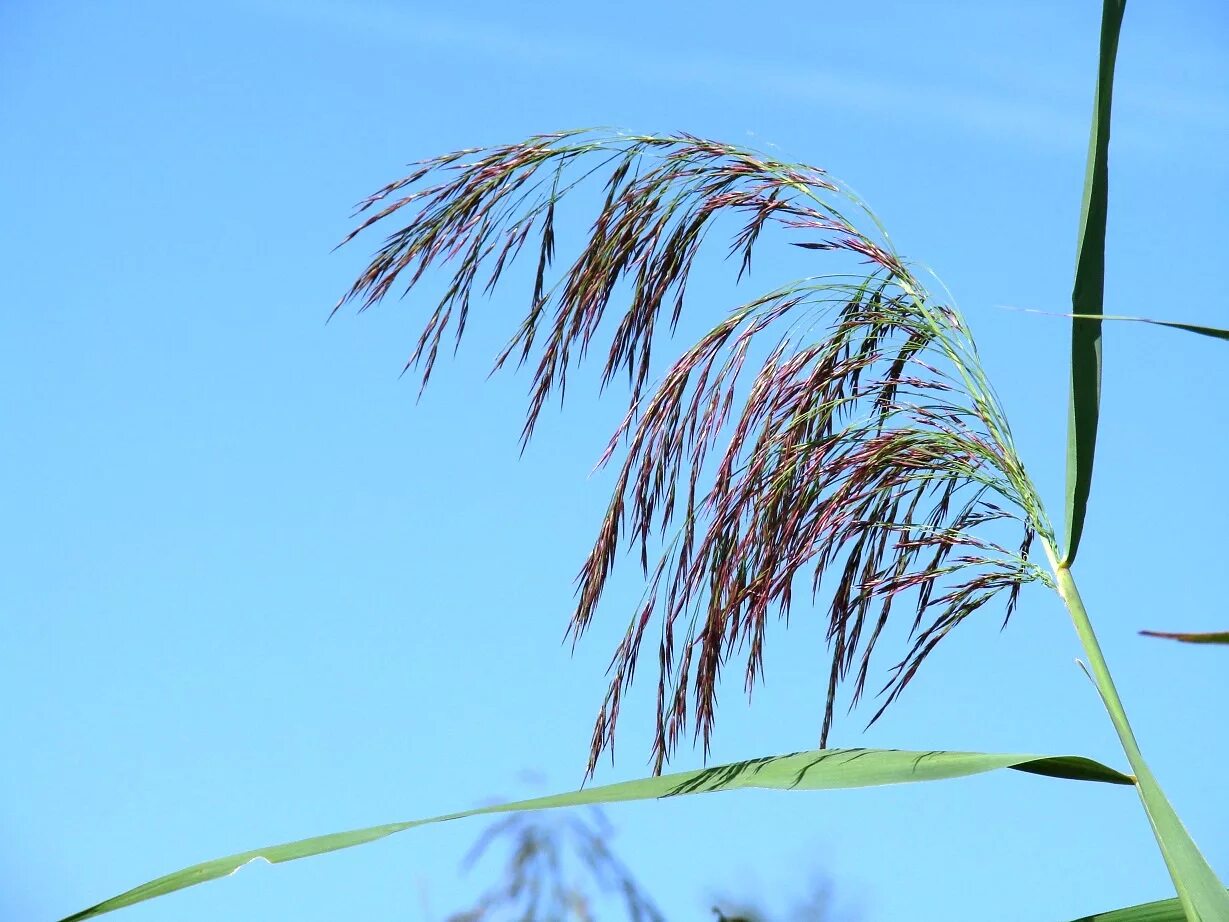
[337,131,1053,776]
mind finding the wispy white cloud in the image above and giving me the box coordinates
[247,0,1225,157]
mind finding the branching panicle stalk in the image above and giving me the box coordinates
[338,131,1055,775]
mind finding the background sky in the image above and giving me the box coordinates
[3,1,1227,920]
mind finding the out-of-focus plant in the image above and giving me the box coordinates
[444,808,664,922]
[442,804,841,922]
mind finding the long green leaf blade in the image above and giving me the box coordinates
[1064,0,1127,566]
[1056,568,1229,921]
[1062,311,1229,342]
[1004,306,1229,343]
[1070,891,1229,922]
[1132,321,1229,342]
[1131,761,1229,921]
[59,748,1131,921]
[1139,630,1229,645]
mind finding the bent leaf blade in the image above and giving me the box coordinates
[1007,306,1229,343]
[60,748,1131,921]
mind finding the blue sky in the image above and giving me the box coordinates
[2,1,1227,920]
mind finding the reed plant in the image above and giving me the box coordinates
[61,2,1227,920]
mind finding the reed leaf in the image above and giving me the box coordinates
[58,748,1131,921]
[1003,307,1229,343]
[1070,891,1229,922]
[1055,571,1229,922]
[1063,0,1126,566]
[335,131,1055,774]
[1078,317,1229,342]
[1138,630,1229,645]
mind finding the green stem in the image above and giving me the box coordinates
[1053,564,1200,921]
